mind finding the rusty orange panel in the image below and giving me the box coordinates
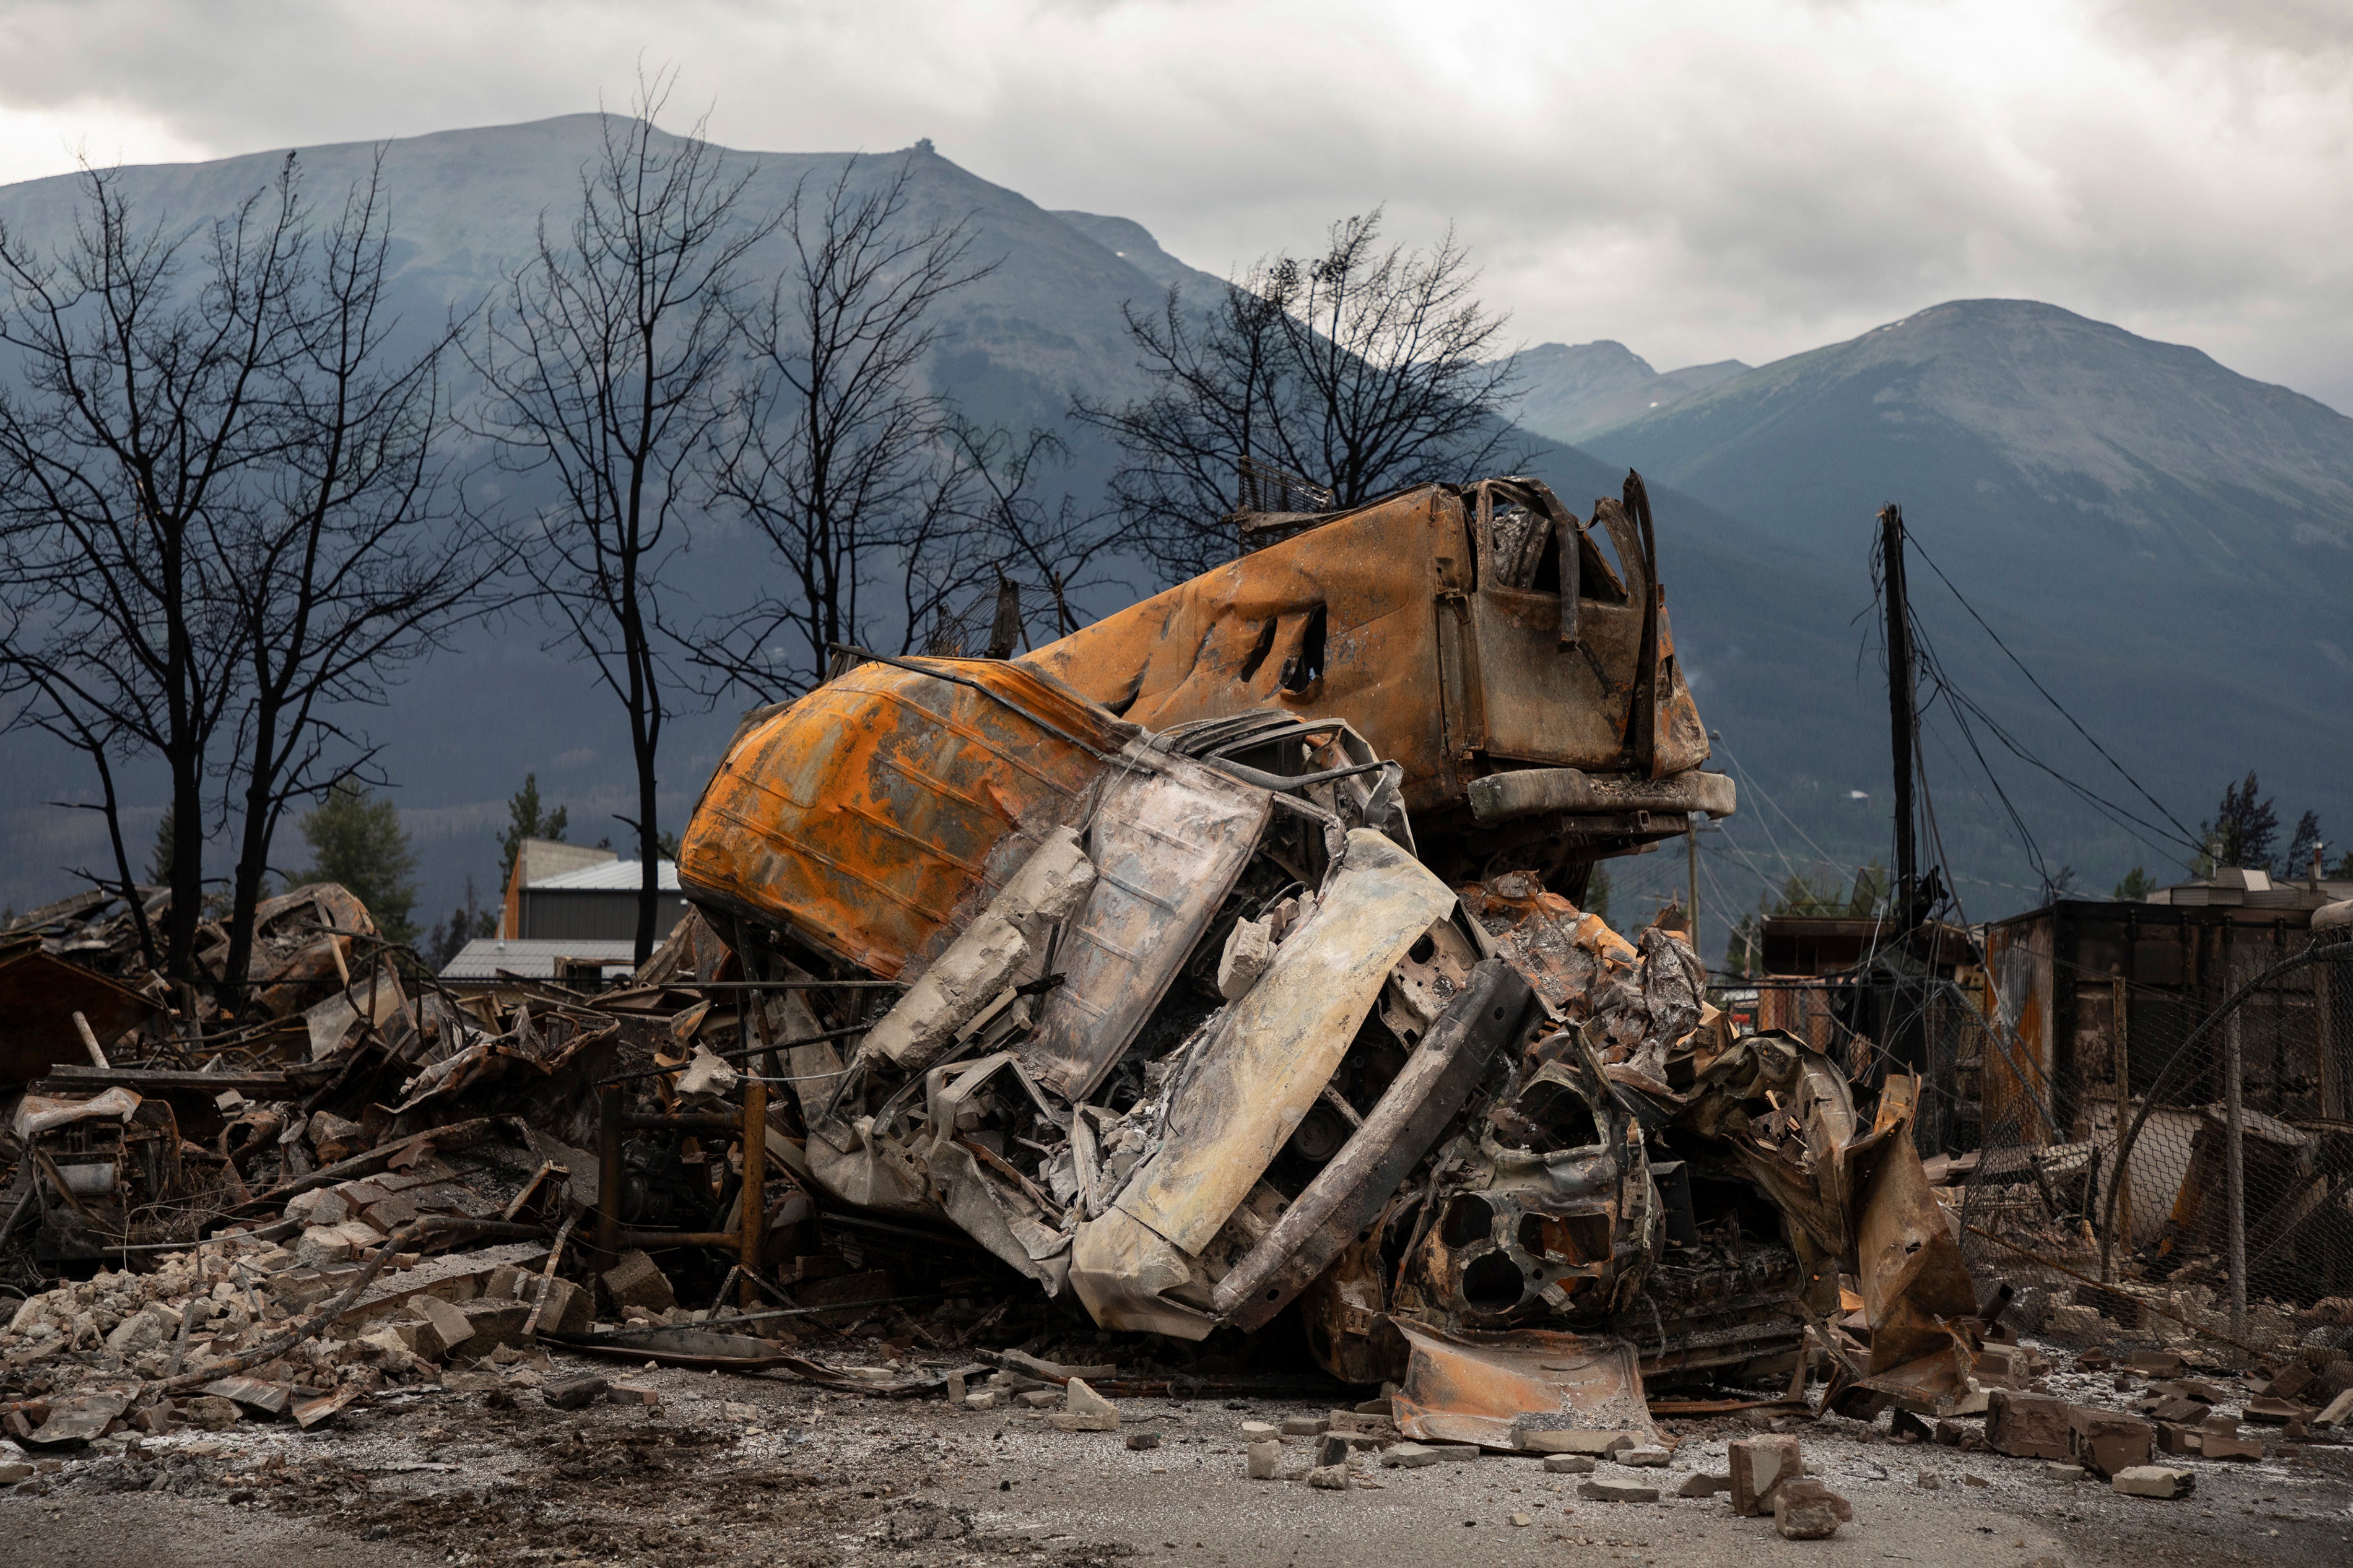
[677,658,1133,977]
[1024,487,1461,806]
[1020,482,1708,819]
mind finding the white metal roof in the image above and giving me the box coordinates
[528,858,680,893]
[439,937,641,981]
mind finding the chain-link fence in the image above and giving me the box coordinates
[1956,933,2353,1367]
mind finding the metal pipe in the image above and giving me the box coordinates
[71,1010,109,1070]
[624,1112,744,1133]
[635,979,905,991]
[2224,953,2248,1338]
[597,1083,624,1266]
[740,1076,766,1309]
[605,1229,744,1250]
[2110,974,2131,1278]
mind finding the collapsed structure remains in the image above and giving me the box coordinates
[2,474,2346,1536]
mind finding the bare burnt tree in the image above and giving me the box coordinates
[0,639,162,970]
[471,80,773,964]
[214,152,506,999]
[697,154,996,699]
[1076,208,1522,581]
[0,163,305,982]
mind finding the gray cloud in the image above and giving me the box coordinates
[3,0,2351,406]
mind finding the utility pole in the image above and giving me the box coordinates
[1687,812,1702,965]
[1880,505,1919,933]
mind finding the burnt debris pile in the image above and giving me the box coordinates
[1,475,2009,1463]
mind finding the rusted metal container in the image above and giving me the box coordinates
[676,657,1135,977]
[1021,479,1731,877]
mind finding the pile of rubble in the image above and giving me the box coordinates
[19,475,2341,1533]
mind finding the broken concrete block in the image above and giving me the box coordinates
[1915,1470,1941,1490]
[1217,917,1275,1000]
[1314,1432,1350,1468]
[1247,1440,1282,1479]
[1729,1434,1803,1517]
[2199,1416,2261,1461]
[415,1293,473,1356]
[2154,1421,2198,1457]
[1578,1478,1659,1503]
[2044,1463,2086,1481]
[284,1188,350,1228]
[1546,1454,1598,1476]
[1616,1446,1670,1467]
[1018,1390,1059,1409]
[604,1380,659,1406]
[1280,1414,1329,1436]
[294,1225,359,1268]
[1427,1444,1480,1463]
[543,1374,607,1411]
[2112,1465,2194,1499]
[1675,1471,1727,1496]
[103,1301,178,1356]
[2312,1388,2353,1430]
[1307,1463,1352,1490]
[722,1401,757,1423]
[964,1390,1001,1411]
[0,1461,32,1483]
[2068,1408,2154,1479]
[1986,1390,2074,1460]
[1382,1443,1443,1468]
[1773,1479,1851,1539]
[2261,1361,2314,1401]
[355,1328,426,1377]
[1126,1431,1160,1451]
[531,1275,593,1334]
[1523,1428,1634,1455]
[1048,1377,1119,1431]
[2242,1394,2310,1425]
[2129,1349,2185,1377]
[601,1250,676,1315]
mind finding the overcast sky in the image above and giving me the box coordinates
[4,1,2351,407]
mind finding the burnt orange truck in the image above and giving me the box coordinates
[1018,475,1734,889]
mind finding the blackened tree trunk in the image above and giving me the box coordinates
[469,76,774,964]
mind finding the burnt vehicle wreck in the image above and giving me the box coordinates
[668,472,1984,1432]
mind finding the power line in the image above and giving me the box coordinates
[1905,535,2199,848]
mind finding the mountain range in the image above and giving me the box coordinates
[1,116,2346,952]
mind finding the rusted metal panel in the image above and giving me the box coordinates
[1016,755,1273,1102]
[0,940,164,1086]
[1983,917,2057,1142]
[1021,482,1711,821]
[1854,1075,1981,1378]
[1024,489,1459,808]
[1388,1320,1658,1449]
[1115,831,1457,1256]
[676,658,1134,977]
